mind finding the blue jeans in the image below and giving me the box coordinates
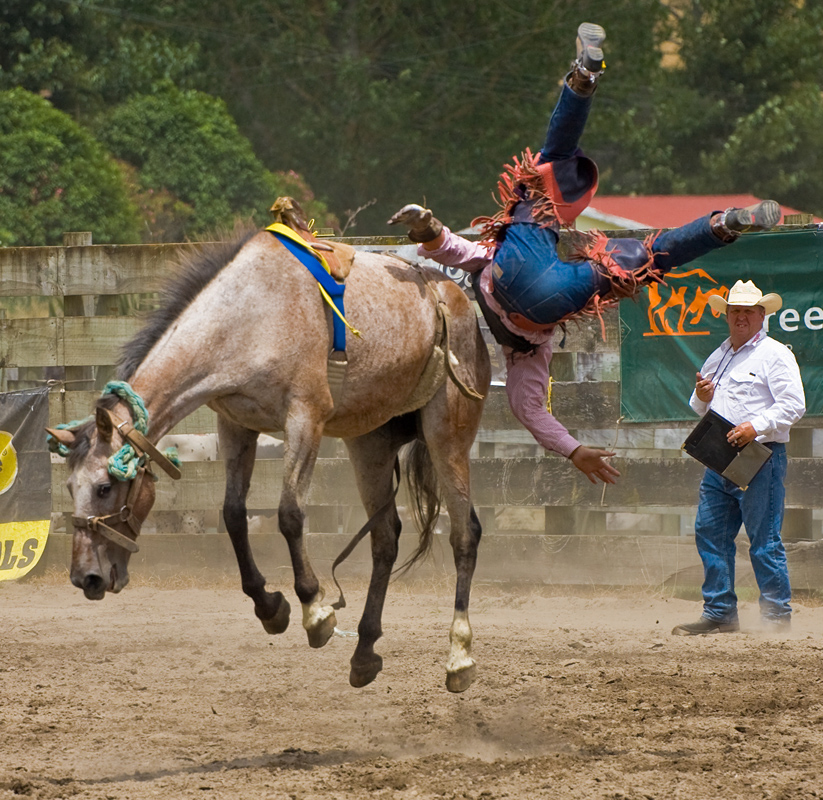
[694,443,792,623]
[493,215,727,325]
[538,81,592,163]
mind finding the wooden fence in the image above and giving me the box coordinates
[3,231,823,589]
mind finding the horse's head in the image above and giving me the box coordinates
[48,403,157,600]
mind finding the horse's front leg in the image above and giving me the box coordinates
[280,406,337,649]
[219,418,290,635]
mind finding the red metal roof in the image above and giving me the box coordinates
[585,195,820,228]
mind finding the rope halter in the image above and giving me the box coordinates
[62,382,182,553]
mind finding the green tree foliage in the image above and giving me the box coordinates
[141,0,667,232]
[0,87,140,246]
[607,0,823,215]
[3,0,823,239]
[95,84,337,240]
[117,159,196,244]
[0,1,91,101]
[1,1,338,241]
[0,0,200,114]
[701,87,823,215]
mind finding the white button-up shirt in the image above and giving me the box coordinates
[689,329,806,442]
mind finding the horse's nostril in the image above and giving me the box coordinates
[81,574,106,597]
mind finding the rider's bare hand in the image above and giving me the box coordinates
[570,445,620,485]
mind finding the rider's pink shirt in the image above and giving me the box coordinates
[419,228,581,458]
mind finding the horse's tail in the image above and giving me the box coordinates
[394,439,442,576]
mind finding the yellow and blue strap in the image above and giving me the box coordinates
[266,223,360,352]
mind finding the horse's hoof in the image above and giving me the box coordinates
[446,662,477,693]
[259,596,291,635]
[349,654,383,688]
[306,608,337,649]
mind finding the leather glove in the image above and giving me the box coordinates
[387,203,444,243]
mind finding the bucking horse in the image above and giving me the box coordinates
[47,200,491,692]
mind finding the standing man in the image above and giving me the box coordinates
[672,280,805,635]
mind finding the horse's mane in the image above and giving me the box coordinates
[117,231,257,380]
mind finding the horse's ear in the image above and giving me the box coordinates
[45,427,76,448]
[95,407,114,442]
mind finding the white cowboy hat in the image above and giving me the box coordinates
[708,279,782,315]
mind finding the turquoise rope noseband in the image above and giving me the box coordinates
[103,381,151,481]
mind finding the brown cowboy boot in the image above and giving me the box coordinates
[711,200,782,242]
[566,23,606,97]
[672,616,740,636]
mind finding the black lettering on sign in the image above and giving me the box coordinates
[17,538,40,570]
[0,541,18,570]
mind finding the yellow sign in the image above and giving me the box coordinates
[0,520,50,581]
[0,431,18,494]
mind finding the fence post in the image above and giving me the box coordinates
[61,232,96,391]
[62,232,93,247]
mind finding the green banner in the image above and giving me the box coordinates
[619,229,823,422]
[0,387,51,580]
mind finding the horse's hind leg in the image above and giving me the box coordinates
[419,391,484,693]
[280,403,337,648]
[446,505,482,692]
[219,417,290,634]
[343,423,411,687]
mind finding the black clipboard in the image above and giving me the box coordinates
[682,409,772,490]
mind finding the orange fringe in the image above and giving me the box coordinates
[472,148,569,246]
[557,230,667,340]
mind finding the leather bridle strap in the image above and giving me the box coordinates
[113,417,182,480]
[71,466,149,553]
[71,406,182,553]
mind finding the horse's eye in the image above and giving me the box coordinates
[96,483,112,498]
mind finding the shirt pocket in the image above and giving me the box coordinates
[727,369,757,403]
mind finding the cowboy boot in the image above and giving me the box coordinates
[566,23,606,97]
[711,200,781,242]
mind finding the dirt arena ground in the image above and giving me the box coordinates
[2,574,823,800]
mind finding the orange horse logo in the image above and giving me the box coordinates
[645,268,728,337]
